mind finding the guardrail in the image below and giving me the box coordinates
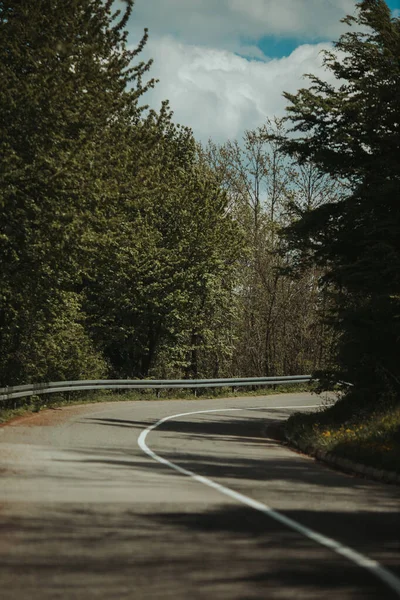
[0,375,312,403]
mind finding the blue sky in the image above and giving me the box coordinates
[253,37,302,60]
[257,0,399,57]
[126,0,400,143]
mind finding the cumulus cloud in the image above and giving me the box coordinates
[140,36,336,143]
[124,1,354,143]
[130,0,356,51]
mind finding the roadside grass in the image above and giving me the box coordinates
[0,382,315,425]
[284,392,400,474]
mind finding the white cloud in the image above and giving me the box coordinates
[140,36,336,143]
[124,1,353,143]
[130,0,357,51]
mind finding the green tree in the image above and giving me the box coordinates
[84,120,243,379]
[281,0,400,401]
[0,0,154,383]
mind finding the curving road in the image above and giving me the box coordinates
[0,392,399,599]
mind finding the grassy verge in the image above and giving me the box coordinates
[284,392,400,474]
[0,382,315,425]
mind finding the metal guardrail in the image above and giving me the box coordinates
[0,375,312,403]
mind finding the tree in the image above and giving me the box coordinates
[204,121,330,377]
[281,0,400,401]
[84,120,243,379]
[0,0,155,383]
[0,0,245,385]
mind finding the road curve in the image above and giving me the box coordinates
[0,392,399,599]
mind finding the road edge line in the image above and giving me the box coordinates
[138,405,400,598]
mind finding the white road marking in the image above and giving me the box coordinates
[138,404,400,597]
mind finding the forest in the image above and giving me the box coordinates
[1,0,399,417]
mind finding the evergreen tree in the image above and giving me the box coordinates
[281,0,400,401]
[0,0,154,383]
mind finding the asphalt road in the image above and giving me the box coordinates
[0,392,399,599]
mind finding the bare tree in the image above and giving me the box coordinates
[202,119,340,376]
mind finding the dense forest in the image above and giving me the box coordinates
[1,0,399,411]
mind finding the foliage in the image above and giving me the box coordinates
[0,0,243,384]
[0,0,155,383]
[84,120,243,378]
[281,0,400,403]
[4,0,386,389]
[285,393,400,473]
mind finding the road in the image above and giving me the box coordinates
[0,392,399,599]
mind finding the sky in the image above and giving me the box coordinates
[126,0,400,144]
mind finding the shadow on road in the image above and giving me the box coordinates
[0,503,399,599]
[75,412,400,497]
[1,410,399,599]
